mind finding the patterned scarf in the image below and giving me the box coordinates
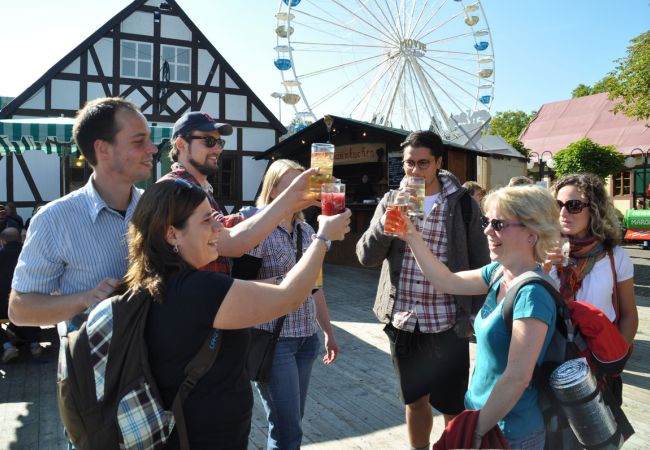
[556,235,606,302]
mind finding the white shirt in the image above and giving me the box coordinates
[548,245,634,321]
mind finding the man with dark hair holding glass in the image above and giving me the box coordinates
[357,130,489,450]
[159,111,319,273]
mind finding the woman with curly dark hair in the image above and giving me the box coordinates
[546,173,638,403]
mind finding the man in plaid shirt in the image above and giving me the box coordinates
[356,130,489,450]
[159,111,315,274]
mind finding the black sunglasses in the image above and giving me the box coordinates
[186,135,226,148]
[481,216,526,232]
[556,199,589,214]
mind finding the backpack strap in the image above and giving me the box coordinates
[501,271,574,341]
[172,328,223,450]
[608,250,620,327]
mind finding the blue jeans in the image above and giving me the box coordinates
[507,427,545,450]
[255,333,320,450]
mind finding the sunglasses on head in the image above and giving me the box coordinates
[556,199,588,214]
[186,135,226,148]
[481,216,526,232]
[173,178,195,191]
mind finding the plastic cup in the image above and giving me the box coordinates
[321,181,346,216]
[309,143,335,195]
[560,237,571,267]
[384,190,410,237]
[406,176,425,217]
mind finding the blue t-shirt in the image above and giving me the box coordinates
[465,262,556,441]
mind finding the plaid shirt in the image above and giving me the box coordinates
[247,219,318,337]
[158,165,244,274]
[393,177,458,333]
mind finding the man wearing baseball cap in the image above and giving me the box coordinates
[159,111,320,274]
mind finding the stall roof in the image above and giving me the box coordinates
[254,115,489,160]
[0,118,172,156]
[519,93,650,159]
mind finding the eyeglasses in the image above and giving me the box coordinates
[556,199,589,214]
[185,135,226,148]
[403,159,433,170]
[481,216,526,232]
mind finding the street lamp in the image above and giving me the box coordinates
[527,151,555,182]
[625,147,650,209]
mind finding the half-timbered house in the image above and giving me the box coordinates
[0,0,284,219]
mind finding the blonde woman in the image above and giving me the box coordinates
[393,186,560,450]
[247,159,339,450]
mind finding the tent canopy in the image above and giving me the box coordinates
[519,93,649,159]
[0,118,173,156]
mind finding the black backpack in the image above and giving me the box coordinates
[498,271,633,449]
[57,289,222,450]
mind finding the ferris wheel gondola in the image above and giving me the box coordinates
[273,0,495,138]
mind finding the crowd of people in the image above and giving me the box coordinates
[0,97,639,450]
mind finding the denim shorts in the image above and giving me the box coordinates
[507,427,545,450]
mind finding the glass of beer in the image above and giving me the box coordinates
[384,190,410,237]
[314,180,346,289]
[321,180,346,216]
[309,143,335,195]
[406,176,425,217]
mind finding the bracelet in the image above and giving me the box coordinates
[274,275,284,285]
[311,233,331,251]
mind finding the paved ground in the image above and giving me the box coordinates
[1,243,649,449]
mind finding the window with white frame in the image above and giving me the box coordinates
[121,40,153,79]
[161,45,191,82]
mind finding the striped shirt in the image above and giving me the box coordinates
[393,176,457,333]
[247,219,318,337]
[158,164,244,274]
[12,177,142,327]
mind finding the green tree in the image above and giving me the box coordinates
[592,74,618,95]
[608,31,650,121]
[510,139,530,157]
[485,110,534,156]
[552,138,625,179]
[572,84,592,98]
[571,75,618,98]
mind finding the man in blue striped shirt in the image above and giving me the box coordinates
[9,97,156,328]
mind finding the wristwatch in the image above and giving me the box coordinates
[311,233,331,251]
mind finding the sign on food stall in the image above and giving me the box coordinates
[334,143,383,165]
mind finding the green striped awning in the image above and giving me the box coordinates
[0,118,173,156]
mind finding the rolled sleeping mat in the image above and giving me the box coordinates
[550,358,623,449]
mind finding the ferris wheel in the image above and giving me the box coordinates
[273,0,495,139]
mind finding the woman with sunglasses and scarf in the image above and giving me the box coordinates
[125,175,350,449]
[546,173,638,404]
[392,185,560,450]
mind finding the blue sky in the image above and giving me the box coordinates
[0,0,647,123]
